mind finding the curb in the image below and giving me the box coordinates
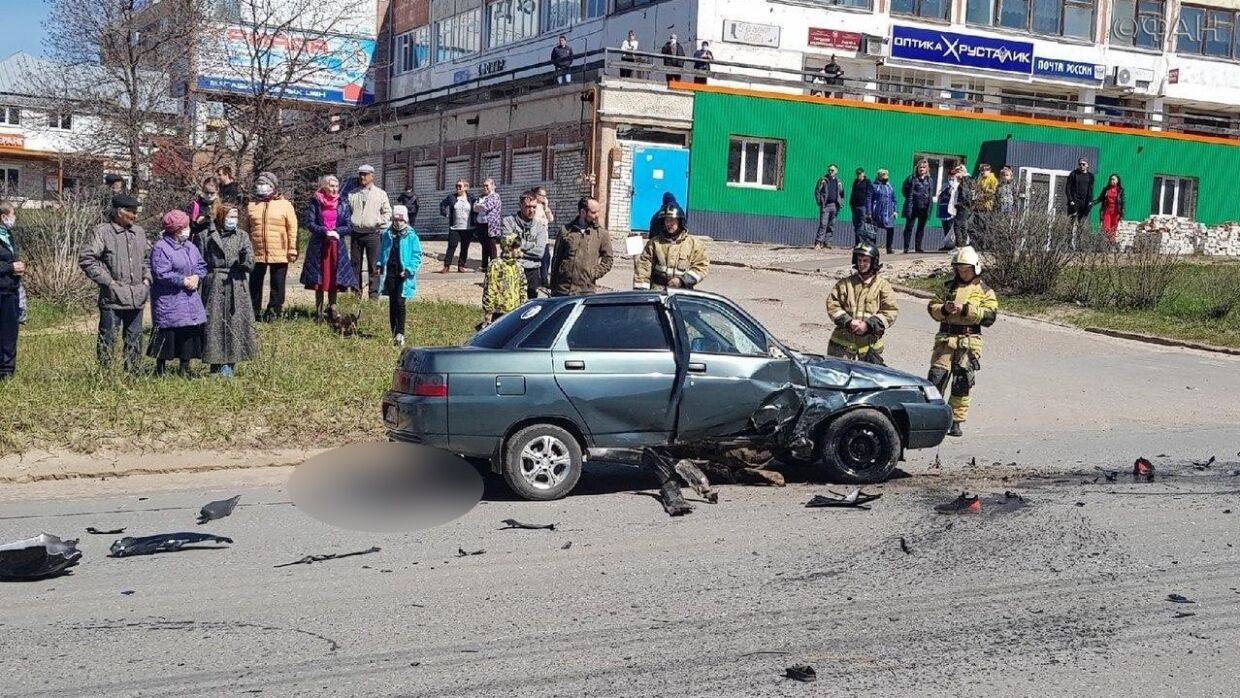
[0,451,322,485]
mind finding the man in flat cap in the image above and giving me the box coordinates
[348,163,392,300]
[79,194,151,374]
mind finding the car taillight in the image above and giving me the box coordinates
[413,373,448,397]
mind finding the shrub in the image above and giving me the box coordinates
[14,191,102,307]
[973,193,1085,296]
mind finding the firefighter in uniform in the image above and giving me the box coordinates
[825,243,898,365]
[927,246,998,437]
[633,206,709,291]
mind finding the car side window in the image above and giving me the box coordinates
[566,303,672,351]
[678,298,769,357]
[519,304,574,349]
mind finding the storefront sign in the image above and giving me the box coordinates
[453,69,471,85]
[807,28,862,52]
[891,25,1033,75]
[1034,57,1105,82]
[477,59,506,77]
[0,133,24,149]
[722,19,781,48]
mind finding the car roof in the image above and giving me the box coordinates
[541,289,734,306]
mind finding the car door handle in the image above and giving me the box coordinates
[564,360,586,370]
[688,362,707,373]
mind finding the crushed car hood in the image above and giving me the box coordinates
[803,356,931,391]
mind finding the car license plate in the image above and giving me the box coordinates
[383,403,397,425]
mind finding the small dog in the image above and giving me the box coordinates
[325,306,367,337]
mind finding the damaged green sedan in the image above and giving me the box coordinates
[382,290,952,500]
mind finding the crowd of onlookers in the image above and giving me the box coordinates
[814,157,1127,253]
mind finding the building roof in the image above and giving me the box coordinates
[0,51,178,115]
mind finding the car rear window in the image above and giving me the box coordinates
[467,304,543,349]
[566,303,671,351]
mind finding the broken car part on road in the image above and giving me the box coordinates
[85,527,126,535]
[499,519,557,531]
[783,665,817,682]
[197,495,241,524]
[274,546,381,568]
[1133,458,1155,481]
[108,532,233,558]
[805,489,882,509]
[0,533,83,581]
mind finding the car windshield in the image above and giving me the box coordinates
[467,302,549,349]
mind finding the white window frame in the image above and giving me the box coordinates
[1152,175,1197,219]
[726,136,784,190]
[0,167,19,194]
[485,0,540,50]
[49,112,73,130]
[0,107,19,126]
[435,9,481,64]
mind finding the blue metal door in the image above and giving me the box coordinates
[630,145,689,231]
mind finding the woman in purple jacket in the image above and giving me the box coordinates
[147,209,208,376]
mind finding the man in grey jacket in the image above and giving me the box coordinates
[348,164,393,299]
[814,164,843,249]
[79,194,151,373]
[502,191,549,300]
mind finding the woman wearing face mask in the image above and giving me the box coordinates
[187,176,220,252]
[245,171,298,321]
[0,201,25,380]
[147,210,208,376]
[201,204,259,377]
[300,174,357,320]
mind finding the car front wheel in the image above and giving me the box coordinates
[503,424,583,501]
[817,409,902,484]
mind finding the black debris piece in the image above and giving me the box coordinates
[1133,458,1155,482]
[1174,611,1197,619]
[1225,510,1232,514]
[1004,491,1025,502]
[86,527,126,535]
[930,453,942,470]
[805,489,882,510]
[899,537,912,555]
[783,665,817,682]
[499,519,556,531]
[197,495,241,524]
[674,460,719,504]
[1094,467,1119,482]
[137,497,149,501]
[456,547,485,557]
[121,590,135,595]
[561,541,573,550]
[1075,502,1086,507]
[1193,456,1216,470]
[1167,594,1196,604]
[110,532,233,558]
[643,448,693,516]
[0,533,83,581]
[968,457,977,468]
[274,546,381,568]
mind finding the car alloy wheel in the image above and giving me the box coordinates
[519,435,572,491]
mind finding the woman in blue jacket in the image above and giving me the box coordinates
[866,169,898,254]
[378,205,423,347]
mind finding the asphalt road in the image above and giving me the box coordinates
[3,260,1240,697]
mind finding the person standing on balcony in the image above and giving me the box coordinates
[814,164,843,249]
[867,169,898,255]
[1065,158,1095,228]
[1094,173,1125,244]
[692,41,713,84]
[551,35,574,85]
[849,168,872,245]
[620,30,639,78]
[823,55,844,97]
[901,159,933,253]
[661,33,686,84]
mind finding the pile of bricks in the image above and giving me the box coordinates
[1116,217,1240,256]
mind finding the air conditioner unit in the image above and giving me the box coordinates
[1114,66,1155,88]
[862,35,886,57]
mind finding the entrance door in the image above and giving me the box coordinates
[1020,167,1071,214]
[630,145,689,231]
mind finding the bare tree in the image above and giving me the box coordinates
[39,0,203,198]
[199,0,381,190]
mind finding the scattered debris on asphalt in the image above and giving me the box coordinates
[935,492,981,514]
[805,489,881,509]
[675,460,719,503]
[85,527,126,535]
[1174,611,1197,619]
[0,533,83,581]
[1094,467,1119,482]
[274,547,381,568]
[968,457,977,468]
[1004,491,1025,502]
[457,547,485,557]
[499,519,556,531]
[929,453,942,471]
[197,495,241,524]
[899,537,912,554]
[1133,458,1155,482]
[783,665,817,682]
[561,541,572,550]
[1075,502,1086,507]
[121,590,135,595]
[1168,594,1196,604]
[1193,456,1216,470]
[642,449,694,516]
[109,532,234,558]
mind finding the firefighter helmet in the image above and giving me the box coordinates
[951,245,982,275]
[658,205,683,221]
[852,242,881,272]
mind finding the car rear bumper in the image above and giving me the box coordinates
[382,391,450,449]
[903,400,953,449]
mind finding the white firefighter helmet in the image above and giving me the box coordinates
[951,246,982,275]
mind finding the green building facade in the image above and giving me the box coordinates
[686,87,1240,247]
